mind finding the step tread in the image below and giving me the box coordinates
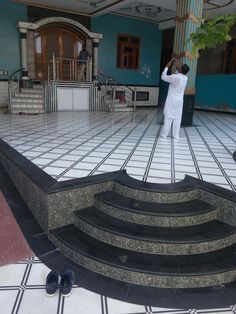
[51,224,236,275]
[115,173,196,192]
[75,207,236,243]
[95,191,215,217]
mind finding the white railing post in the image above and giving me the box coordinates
[87,58,92,82]
[52,53,56,80]
[134,87,137,112]
[112,80,116,105]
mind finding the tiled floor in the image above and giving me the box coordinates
[0,109,236,313]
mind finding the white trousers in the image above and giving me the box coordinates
[78,64,86,80]
[161,115,182,138]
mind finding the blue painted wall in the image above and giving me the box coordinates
[0,0,27,79]
[195,74,236,111]
[91,14,162,86]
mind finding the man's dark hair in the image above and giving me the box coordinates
[181,64,190,75]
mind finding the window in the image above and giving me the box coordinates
[117,34,140,69]
[221,39,236,74]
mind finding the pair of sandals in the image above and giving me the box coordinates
[46,269,75,297]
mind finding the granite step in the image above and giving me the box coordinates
[14,93,43,99]
[50,224,236,288]
[94,191,216,227]
[20,88,43,94]
[114,174,199,203]
[74,207,236,255]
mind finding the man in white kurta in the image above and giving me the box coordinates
[161,59,189,139]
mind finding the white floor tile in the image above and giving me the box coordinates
[63,288,101,314]
[148,169,171,178]
[43,166,66,176]
[49,160,75,168]
[26,263,50,285]
[98,164,121,172]
[0,290,19,314]
[18,289,59,314]
[0,264,27,286]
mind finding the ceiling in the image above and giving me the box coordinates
[14,0,236,23]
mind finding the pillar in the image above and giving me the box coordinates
[19,27,29,80]
[92,38,99,81]
[173,0,203,125]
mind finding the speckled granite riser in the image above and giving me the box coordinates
[200,190,236,227]
[50,234,236,289]
[75,218,236,255]
[94,198,217,227]
[115,182,199,203]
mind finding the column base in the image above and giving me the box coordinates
[181,94,195,126]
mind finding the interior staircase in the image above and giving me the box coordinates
[10,84,45,114]
[106,98,134,112]
[49,175,236,289]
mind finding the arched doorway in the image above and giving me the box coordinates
[35,25,86,80]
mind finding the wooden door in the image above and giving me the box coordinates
[35,27,84,80]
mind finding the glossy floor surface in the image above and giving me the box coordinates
[0,109,236,314]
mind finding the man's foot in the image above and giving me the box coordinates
[60,270,75,297]
[46,270,59,296]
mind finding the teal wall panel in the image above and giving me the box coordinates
[196,74,236,111]
[0,0,27,79]
[91,14,162,86]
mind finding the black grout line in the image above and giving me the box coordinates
[89,110,158,176]
[11,289,25,314]
[196,112,236,153]
[195,125,236,191]
[101,295,105,314]
[195,113,236,191]
[209,113,236,135]
[28,115,118,163]
[55,115,139,179]
[105,296,109,314]
[53,112,149,179]
[57,293,63,314]
[184,128,202,180]
[171,136,175,183]
[142,122,162,182]
[121,110,160,173]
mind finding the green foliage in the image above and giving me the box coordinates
[190,14,236,55]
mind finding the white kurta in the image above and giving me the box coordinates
[161,67,188,119]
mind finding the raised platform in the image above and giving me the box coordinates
[1,137,236,307]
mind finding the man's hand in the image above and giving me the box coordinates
[166,58,175,68]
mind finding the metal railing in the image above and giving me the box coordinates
[48,53,93,82]
[97,67,137,111]
[8,68,24,114]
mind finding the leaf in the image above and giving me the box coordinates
[189,13,236,51]
[225,34,232,41]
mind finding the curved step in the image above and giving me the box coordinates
[114,173,199,203]
[74,207,236,255]
[95,191,216,227]
[50,224,236,289]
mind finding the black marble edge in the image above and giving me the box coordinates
[115,172,197,193]
[1,137,236,203]
[0,138,125,194]
[186,175,236,203]
[48,170,126,193]
[95,192,215,217]
[52,224,236,277]
[0,138,56,193]
[75,209,236,245]
[0,160,233,309]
